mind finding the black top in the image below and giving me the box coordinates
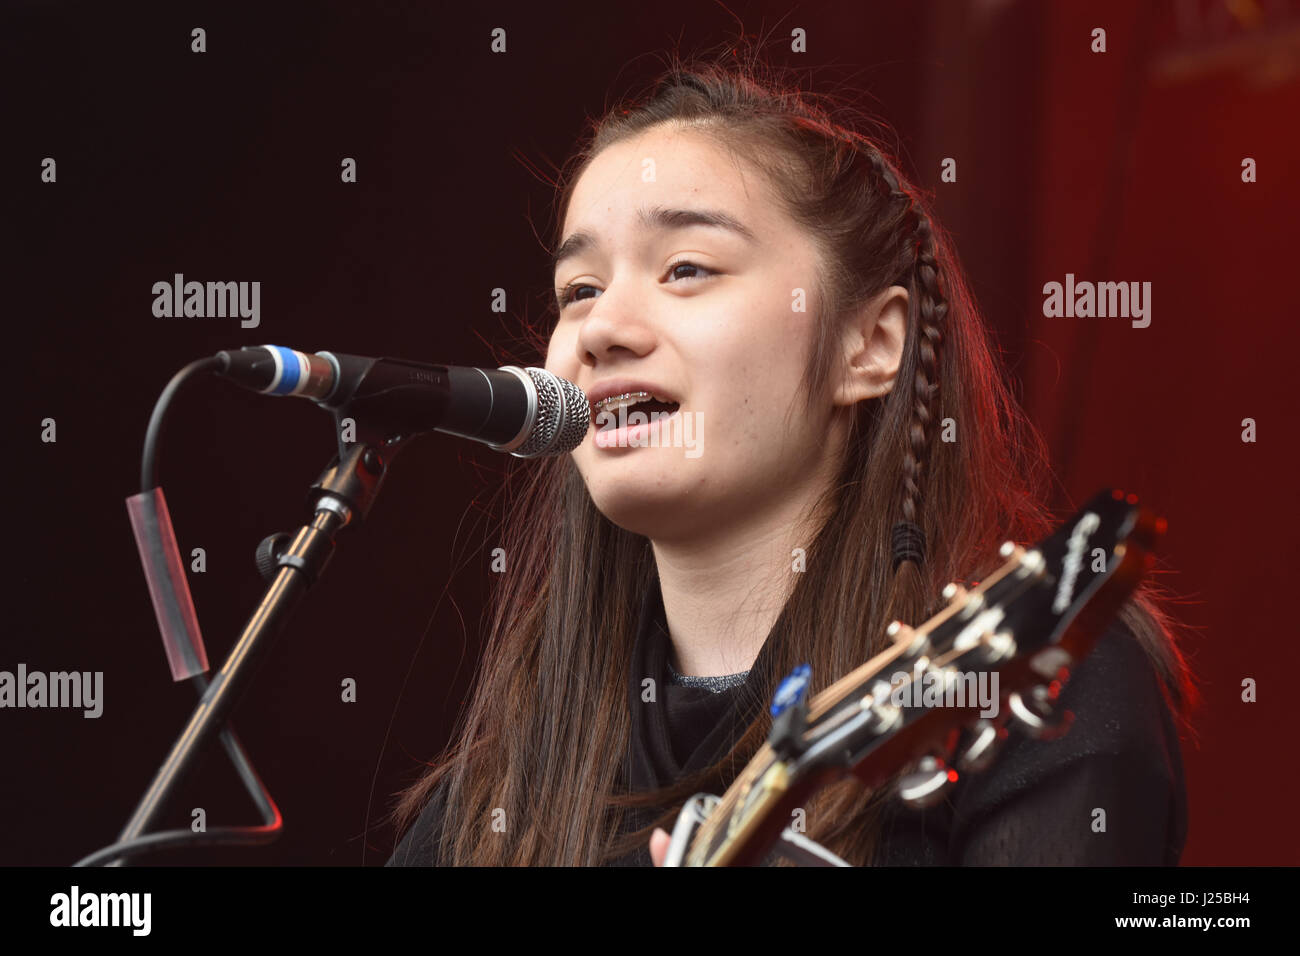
[387,578,1187,866]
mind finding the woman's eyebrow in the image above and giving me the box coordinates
[551,205,758,276]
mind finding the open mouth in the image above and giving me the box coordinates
[590,391,681,426]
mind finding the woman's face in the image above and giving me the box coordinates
[544,123,849,542]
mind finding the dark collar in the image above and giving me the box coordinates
[625,576,767,791]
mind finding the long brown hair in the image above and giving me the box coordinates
[391,45,1199,866]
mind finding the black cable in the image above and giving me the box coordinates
[74,353,285,866]
[140,355,223,491]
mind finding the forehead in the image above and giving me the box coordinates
[561,124,781,241]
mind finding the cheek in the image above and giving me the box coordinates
[543,328,575,376]
[712,305,813,402]
[717,309,817,450]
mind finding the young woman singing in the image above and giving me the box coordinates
[386,52,1196,867]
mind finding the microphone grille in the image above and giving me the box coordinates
[513,368,589,458]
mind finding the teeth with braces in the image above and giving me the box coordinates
[592,391,677,413]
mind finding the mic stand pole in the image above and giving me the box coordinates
[112,439,396,862]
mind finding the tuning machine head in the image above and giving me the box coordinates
[939,582,984,620]
[885,619,929,658]
[897,754,958,808]
[1008,684,1075,740]
[955,718,1009,774]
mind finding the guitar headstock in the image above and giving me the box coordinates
[675,488,1163,866]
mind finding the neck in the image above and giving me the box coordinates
[650,467,835,678]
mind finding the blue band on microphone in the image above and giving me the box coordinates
[266,345,302,395]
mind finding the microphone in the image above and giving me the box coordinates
[214,345,589,457]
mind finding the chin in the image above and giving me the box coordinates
[580,460,699,537]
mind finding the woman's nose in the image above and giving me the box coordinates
[575,284,655,363]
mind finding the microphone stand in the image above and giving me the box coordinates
[113,435,401,862]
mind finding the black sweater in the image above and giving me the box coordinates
[387,579,1187,866]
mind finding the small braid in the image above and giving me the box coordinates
[860,145,950,571]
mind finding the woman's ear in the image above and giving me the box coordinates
[832,285,909,407]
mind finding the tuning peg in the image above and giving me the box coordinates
[980,629,1016,663]
[955,718,1008,773]
[1008,685,1075,741]
[939,582,984,619]
[998,541,1047,579]
[1019,549,1046,576]
[1028,645,1073,680]
[897,755,958,808]
[885,620,928,656]
[993,541,1045,580]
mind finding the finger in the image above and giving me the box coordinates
[650,827,671,867]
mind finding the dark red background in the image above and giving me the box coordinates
[4,0,1296,866]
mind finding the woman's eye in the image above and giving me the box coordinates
[557,261,715,309]
[665,260,714,284]
[558,283,598,307]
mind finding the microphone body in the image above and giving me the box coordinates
[215,345,589,457]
